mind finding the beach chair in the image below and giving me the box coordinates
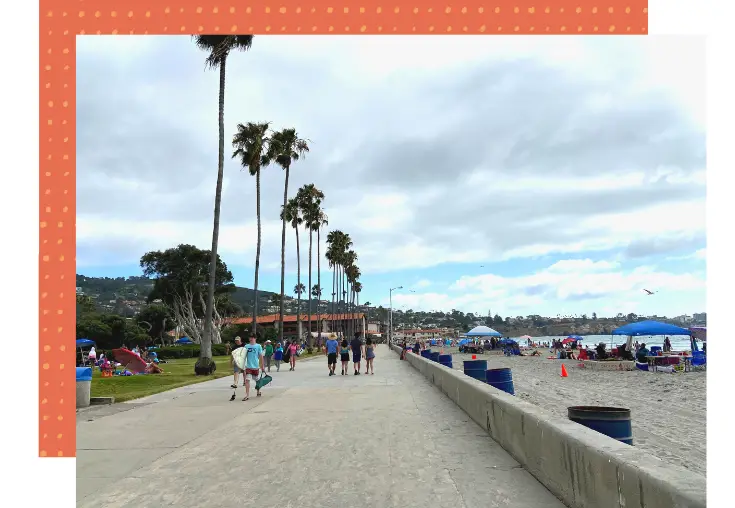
[691,351,706,369]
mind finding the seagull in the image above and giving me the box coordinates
[642,289,656,295]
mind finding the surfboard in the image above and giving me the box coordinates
[232,347,247,370]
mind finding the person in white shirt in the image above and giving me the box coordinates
[87,346,97,365]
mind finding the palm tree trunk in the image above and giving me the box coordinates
[331,267,336,337]
[295,225,301,341]
[278,165,290,344]
[201,55,228,367]
[317,228,322,344]
[253,168,262,335]
[307,229,313,348]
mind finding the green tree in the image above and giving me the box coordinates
[592,312,598,320]
[193,34,254,375]
[232,121,273,333]
[493,314,503,326]
[140,244,235,374]
[269,128,310,344]
[135,303,174,344]
[76,294,96,315]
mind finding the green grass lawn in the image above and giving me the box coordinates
[90,356,232,403]
[90,350,325,403]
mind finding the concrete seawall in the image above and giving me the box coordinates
[393,346,706,508]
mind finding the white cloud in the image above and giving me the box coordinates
[388,260,705,318]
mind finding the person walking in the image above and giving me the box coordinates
[350,332,365,375]
[243,334,265,401]
[325,335,339,376]
[339,339,350,375]
[230,336,245,389]
[288,340,299,371]
[273,342,284,372]
[365,337,376,374]
[264,340,274,373]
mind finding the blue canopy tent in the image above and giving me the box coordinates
[465,326,502,337]
[175,337,194,345]
[76,338,95,347]
[611,320,693,352]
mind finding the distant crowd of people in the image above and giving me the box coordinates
[228,332,376,402]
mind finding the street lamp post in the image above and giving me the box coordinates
[389,286,403,346]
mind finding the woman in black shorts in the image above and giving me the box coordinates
[339,339,350,375]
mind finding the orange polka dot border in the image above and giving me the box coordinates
[39,0,648,458]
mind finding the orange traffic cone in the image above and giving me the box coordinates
[561,364,569,378]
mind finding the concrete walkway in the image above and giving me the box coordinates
[77,345,565,508]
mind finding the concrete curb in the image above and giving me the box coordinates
[392,346,705,508]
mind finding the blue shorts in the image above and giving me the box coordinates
[352,352,362,363]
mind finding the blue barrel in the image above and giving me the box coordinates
[421,349,432,359]
[76,367,92,382]
[485,368,515,395]
[568,406,633,445]
[463,360,488,382]
[429,352,440,362]
[438,354,453,369]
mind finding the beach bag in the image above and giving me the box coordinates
[255,372,272,390]
[283,350,291,363]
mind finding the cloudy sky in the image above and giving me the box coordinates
[76,35,706,318]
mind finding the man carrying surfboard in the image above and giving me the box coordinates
[242,334,266,401]
[230,336,244,389]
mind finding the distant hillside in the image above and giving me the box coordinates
[75,274,332,317]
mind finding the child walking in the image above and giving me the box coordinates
[339,339,350,375]
[273,342,284,372]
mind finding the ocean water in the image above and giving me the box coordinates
[521,334,698,351]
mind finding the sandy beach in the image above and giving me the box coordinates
[442,348,706,477]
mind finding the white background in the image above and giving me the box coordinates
[0,0,728,504]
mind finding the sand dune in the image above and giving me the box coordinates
[444,349,706,477]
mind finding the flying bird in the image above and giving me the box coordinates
[642,289,656,295]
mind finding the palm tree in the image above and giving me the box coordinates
[269,128,310,344]
[298,184,325,348]
[364,301,372,327]
[326,231,352,339]
[232,121,272,335]
[193,34,254,374]
[354,281,363,336]
[342,249,358,338]
[294,282,306,338]
[313,210,328,342]
[283,198,304,340]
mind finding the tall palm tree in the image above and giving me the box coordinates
[282,198,303,339]
[354,281,363,336]
[294,282,306,337]
[298,184,325,347]
[364,301,372,335]
[232,121,272,335]
[326,230,348,338]
[269,129,310,344]
[314,209,328,342]
[192,35,254,373]
[343,250,358,338]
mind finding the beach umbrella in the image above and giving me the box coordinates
[458,339,470,346]
[111,348,147,374]
[465,325,502,337]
